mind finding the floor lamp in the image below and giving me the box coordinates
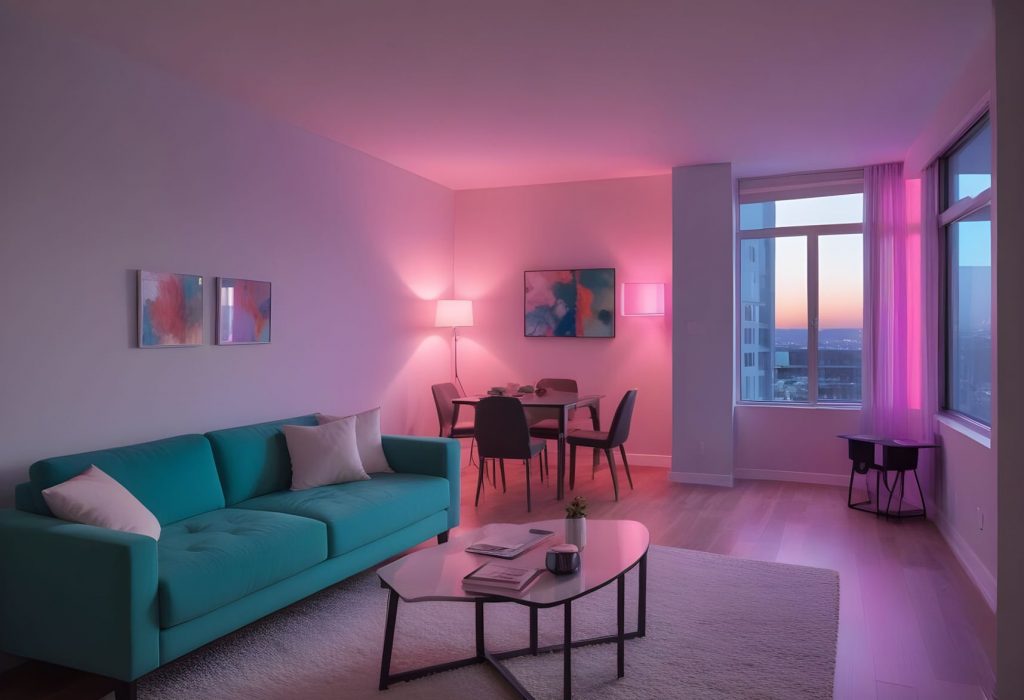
[435,299,476,468]
[434,299,474,397]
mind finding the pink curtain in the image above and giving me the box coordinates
[862,162,924,439]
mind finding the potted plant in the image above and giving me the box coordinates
[565,496,588,549]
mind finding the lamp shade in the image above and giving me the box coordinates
[435,299,474,327]
[621,283,665,316]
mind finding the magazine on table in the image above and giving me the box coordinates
[465,526,554,559]
[462,562,545,594]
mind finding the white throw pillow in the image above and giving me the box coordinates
[42,465,161,540]
[316,407,393,473]
[284,416,370,490]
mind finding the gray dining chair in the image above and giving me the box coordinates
[431,382,481,473]
[474,396,548,512]
[526,377,579,478]
[567,389,638,501]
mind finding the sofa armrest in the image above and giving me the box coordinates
[0,509,160,681]
[382,435,460,529]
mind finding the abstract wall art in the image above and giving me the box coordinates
[138,270,204,348]
[524,268,615,337]
[217,278,271,344]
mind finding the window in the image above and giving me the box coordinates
[941,115,992,426]
[737,171,864,404]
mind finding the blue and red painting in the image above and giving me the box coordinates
[524,268,615,337]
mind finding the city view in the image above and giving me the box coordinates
[774,328,863,403]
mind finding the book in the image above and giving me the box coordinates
[465,527,553,559]
[462,563,544,594]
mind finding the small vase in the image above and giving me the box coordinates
[565,517,587,549]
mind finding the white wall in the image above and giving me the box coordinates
[734,406,860,485]
[902,26,997,608]
[671,164,735,485]
[994,0,1024,694]
[0,8,455,509]
[452,175,673,462]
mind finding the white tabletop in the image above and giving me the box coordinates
[377,519,649,607]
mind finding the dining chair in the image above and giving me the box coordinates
[567,389,638,501]
[474,396,548,512]
[431,382,479,470]
[526,377,579,478]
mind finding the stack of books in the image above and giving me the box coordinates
[462,563,544,595]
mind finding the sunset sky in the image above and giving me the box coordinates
[773,195,863,329]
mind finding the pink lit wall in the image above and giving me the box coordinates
[0,8,454,507]
[453,176,672,463]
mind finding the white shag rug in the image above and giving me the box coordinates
[139,546,839,700]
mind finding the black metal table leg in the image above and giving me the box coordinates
[530,607,538,655]
[563,601,572,700]
[638,552,647,637]
[617,573,625,678]
[476,600,485,659]
[379,588,400,690]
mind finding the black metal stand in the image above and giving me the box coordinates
[379,552,648,699]
[842,435,935,520]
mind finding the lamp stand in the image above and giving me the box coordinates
[452,326,466,396]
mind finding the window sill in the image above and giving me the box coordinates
[936,412,991,448]
[735,402,862,411]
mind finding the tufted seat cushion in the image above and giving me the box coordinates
[235,473,449,558]
[158,509,327,628]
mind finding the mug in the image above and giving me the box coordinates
[545,544,581,575]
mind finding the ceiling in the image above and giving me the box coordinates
[12,0,992,190]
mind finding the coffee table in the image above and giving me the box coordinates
[377,519,649,700]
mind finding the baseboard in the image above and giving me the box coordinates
[625,453,671,468]
[668,471,734,487]
[932,509,997,612]
[735,468,849,487]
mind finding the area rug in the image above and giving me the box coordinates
[139,546,839,699]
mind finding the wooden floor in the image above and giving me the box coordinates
[0,461,996,700]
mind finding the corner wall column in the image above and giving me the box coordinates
[670,163,736,486]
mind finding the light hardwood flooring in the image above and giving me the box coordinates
[459,457,996,700]
[0,460,996,700]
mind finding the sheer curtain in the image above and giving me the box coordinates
[863,161,937,441]
[863,162,912,437]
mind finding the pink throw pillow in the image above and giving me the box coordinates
[42,465,161,540]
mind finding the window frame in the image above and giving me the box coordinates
[735,176,866,408]
[939,113,993,428]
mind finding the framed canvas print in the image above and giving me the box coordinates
[217,278,271,344]
[524,268,615,337]
[138,270,204,348]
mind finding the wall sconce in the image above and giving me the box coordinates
[621,283,665,317]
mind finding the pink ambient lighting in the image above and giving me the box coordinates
[621,283,665,317]
[904,178,923,410]
[434,299,474,328]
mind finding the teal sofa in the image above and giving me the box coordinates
[0,415,459,698]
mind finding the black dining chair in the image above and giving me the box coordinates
[474,396,547,512]
[567,389,638,501]
[526,377,579,478]
[431,382,479,469]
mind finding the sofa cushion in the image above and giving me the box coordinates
[158,508,327,628]
[236,473,449,557]
[29,435,225,526]
[205,415,318,505]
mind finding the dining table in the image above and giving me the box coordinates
[452,390,603,501]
